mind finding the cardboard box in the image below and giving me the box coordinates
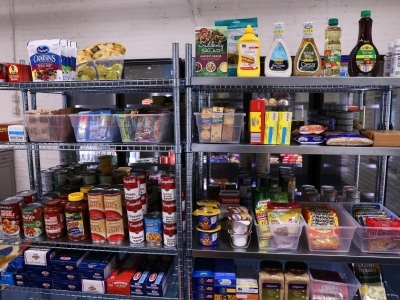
[193,292,214,300]
[249,99,265,144]
[277,112,292,145]
[27,278,53,289]
[214,293,236,300]
[51,249,88,272]
[222,108,236,142]
[236,294,258,300]
[78,252,117,280]
[130,255,161,290]
[26,265,52,278]
[0,121,24,142]
[53,280,82,291]
[24,248,57,266]
[199,107,213,142]
[145,257,174,292]
[53,271,79,281]
[8,125,28,142]
[211,107,224,142]
[82,279,107,294]
[192,269,215,286]
[214,272,236,287]
[360,129,400,147]
[264,111,278,145]
[236,278,258,294]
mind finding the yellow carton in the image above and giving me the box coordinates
[277,112,292,145]
[264,111,278,145]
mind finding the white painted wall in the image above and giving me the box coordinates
[0,0,399,191]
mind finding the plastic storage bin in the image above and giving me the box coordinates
[309,262,360,300]
[303,202,357,252]
[254,216,305,250]
[340,202,400,253]
[23,115,75,142]
[116,112,173,143]
[69,114,121,142]
[194,112,245,143]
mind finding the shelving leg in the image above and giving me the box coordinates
[21,90,35,190]
[354,90,364,189]
[30,92,41,193]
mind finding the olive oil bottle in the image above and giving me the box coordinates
[294,22,322,76]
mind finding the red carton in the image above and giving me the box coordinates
[106,253,145,295]
[249,99,265,144]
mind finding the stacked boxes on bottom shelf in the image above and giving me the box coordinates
[214,259,236,300]
[24,248,58,289]
[236,267,258,300]
[192,258,215,300]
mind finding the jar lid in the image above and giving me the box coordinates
[260,260,282,272]
[68,192,84,201]
[361,10,371,17]
[328,18,338,26]
[46,199,61,206]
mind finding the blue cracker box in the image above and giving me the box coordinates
[130,287,145,296]
[192,270,214,286]
[145,286,168,297]
[12,272,26,282]
[14,279,26,287]
[51,249,88,272]
[1,271,14,282]
[53,270,79,281]
[24,248,58,266]
[144,257,174,292]
[130,255,163,289]
[27,278,53,289]
[53,279,82,292]
[78,252,117,280]
[26,265,53,278]
[192,283,214,293]
[193,292,214,300]
[214,271,236,287]
[214,286,236,294]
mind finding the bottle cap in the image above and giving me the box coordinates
[328,18,338,26]
[68,192,84,201]
[244,25,254,34]
[361,10,371,17]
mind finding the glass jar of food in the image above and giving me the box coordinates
[44,199,66,239]
[65,192,90,241]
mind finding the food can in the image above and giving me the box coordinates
[72,164,81,175]
[104,189,123,220]
[132,170,147,214]
[126,198,143,222]
[99,174,113,185]
[37,197,52,208]
[320,185,335,200]
[43,192,59,199]
[343,185,355,202]
[324,188,338,203]
[256,153,270,174]
[124,174,140,201]
[16,190,38,205]
[67,176,83,187]
[90,218,107,243]
[82,171,96,185]
[301,185,315,202]
[257,174,271,188]
[163,223,177,247]
[161,175,176,201]
[63,167,74,177]
[53,170,68,187]
[345,188,360,203]
[224,182,237,190]
[96,183,111,190]
[128,220,144,244]
[168,151,175,165]
[162,200,177,224]
[22,203,43,238]
[87,188,105,219]
[282,175,296,202]
[0,196,24,236]
[306,192,320,202]
[144,212,162,245]
[106,218,125,244]
[79,163,88,172]
[159,156,169,164]
[140,194,148,215]
[41,170,54,191]
[238,174,251,190]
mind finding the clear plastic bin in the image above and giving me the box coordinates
[302,202,357,252]
[69,114,121,142]
[309,262,360,300]
[23,115,74,142]
[194,113,245,143]
[254,216,305,250]
[116,112,173,143]
[340,202,400,253]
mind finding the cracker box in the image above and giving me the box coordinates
[78,252,117,280]
[53,280,82,291]
[249,99,265,144]
[0,121,24,142]
[193,292,214,300]
[236,278,258,294]
[52,271,80,281]
[27,278,53,289]
[214,272,236,287]
[236,294,258,300]
[24,248,57,266]
[51,249,88,272]
[82,278,107,294]
[211,107,224,142]
[222,108,236,142]
[192,269,215,286]
[264,111,278,145]
[26,265,52,278]
[8,124,28,142]
[199,107,213,142]
[277,111,292,145]
[107,253,144,295]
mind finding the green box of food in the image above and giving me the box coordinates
[195,26,228,77]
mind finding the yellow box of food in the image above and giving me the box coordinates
[264,111,278,145]
[277,112,292,145]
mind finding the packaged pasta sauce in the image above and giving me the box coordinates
[65,192,90,241]
[353,264,387,300]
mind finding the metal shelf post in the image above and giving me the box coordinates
[354,90,364,189]
[30,91,41,193]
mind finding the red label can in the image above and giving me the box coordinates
[16,190,38,205]
[0,196,24,236]
[163,223,177,247]
[90,218,107,243]
[162,200,176,224]
[128,220,144,244]
[106,218,125,244]
[168,151,175,165]
[124,175,140,201]
[126,199,143,222]
[104,189,123,220]
[161,175,176,201]
[87,188,105,219]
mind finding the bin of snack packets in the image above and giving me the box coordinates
[69,113,121,142]
[24,109,75,142]
[253,202,305,250]
[116,111,173,143]
[340,202,400,253]
[308,262,360,300]
[194,109,245,143]
[302,202,357,252]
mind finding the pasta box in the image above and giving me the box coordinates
[78,252,117,280]
[130,255,162,290]
[144,256,174,291]
[12,272,26,282]
[27,278,53,289]
[14,279,27,287]
[51,249,88,272]
[192,283,214,293]
[26,265,53,278]
[130,287,145,296]
[6,251,26,272]
[0,271,13,282]
[214,271,236,287]
[107,253,145,295]
[145,286,169,297]
[52,271,79,281]
[193,292,214,300]
[82,278,107,294]
[53,279,82,291]
[192,270,215,286]
[24,248,58,266]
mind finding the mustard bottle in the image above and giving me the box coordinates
[237,25,261,77]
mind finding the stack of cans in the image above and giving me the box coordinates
[161,174,177,247]
[124,174,145,244]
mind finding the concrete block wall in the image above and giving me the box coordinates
[0,0,399,191]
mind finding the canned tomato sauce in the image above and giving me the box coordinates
[106,218,125,244]
[104,189,123,220]
[128,220,144,244]
[87,188,105,219]
[90,218,107,243]
[162,200,177,224]
[22,203,43,239]
[0,196,24,236]
[125,198,143,222]
[144,212,162,246]
[16,190,38,205]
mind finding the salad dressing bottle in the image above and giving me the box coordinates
[293,22,322,76]
[237,25,261,77]
[264,22,291,77]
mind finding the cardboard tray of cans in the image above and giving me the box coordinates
[340,202,400,253]
[302,202,357,252]
[69,114,121,142]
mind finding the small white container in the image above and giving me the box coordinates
[228,229,251,248]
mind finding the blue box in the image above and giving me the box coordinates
[144,256,173,292]
[6,252,26,272]
[51,250,88,272]
[14,279,26,287]
[192,270,214,286]
[193,292,214,300]
[214,286,236,294]
[53,271,79,281]
[78,252,117,280]
[145,286,168,297]
[12,272,26,282]
[130,255,163,289]
[130,288,145,296]
[1,271,14,282]
[214,272,236,287]
[27,278,53,289]
[130,270,150,290]
[26,265,53,279]
[53,280,82,292]
[192,283,214,293]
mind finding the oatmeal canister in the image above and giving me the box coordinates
[128,220,144,244]
[144,212,162,245]
[0,196,24,236]
[16,190,38,205]
[22,203,43,238]
[44,199,65,238]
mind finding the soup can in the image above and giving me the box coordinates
[144,212,162,246]
[0,196,24,236]
[16,190,38,205]
[22,203,43,239]
[124,174,140,201]
[129,220,144,244]
[41,170,54,192]
[53,170,68,187]
[90,218,107,243]
[106,218,125,244]
[126,198,143,222]
[99,174,113,185]
[161,175,176,201]
[163,223,177,247]
[162,200,177,224]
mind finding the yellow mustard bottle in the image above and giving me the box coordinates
[237,25,261,77]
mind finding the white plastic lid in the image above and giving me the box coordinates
[394,39,400,47]
[389,41,394,49]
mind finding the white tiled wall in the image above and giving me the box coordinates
[1,0,400,191]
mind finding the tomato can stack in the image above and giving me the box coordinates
[87,188,107,243]
[124,174,144,244]
[104,189,125,244]
[161,174,177,247]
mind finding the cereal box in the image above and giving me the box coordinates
[277,112,292,145]
[199,107,212,142]
[264,111,278,145]
[195,27,228,77]
[249,99,265,144]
